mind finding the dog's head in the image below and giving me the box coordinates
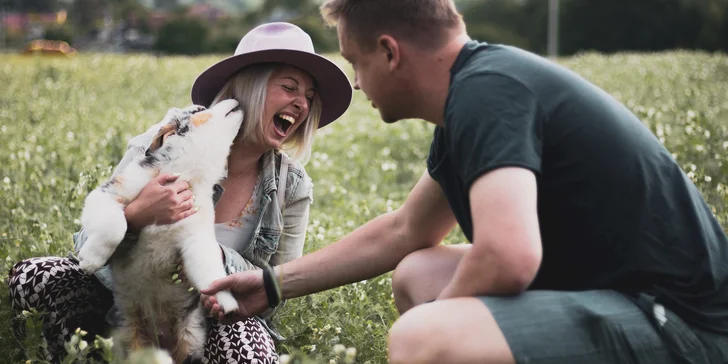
[141,99,244,171]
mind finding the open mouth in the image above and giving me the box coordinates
[273,113,294,136]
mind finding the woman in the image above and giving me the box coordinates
[7,22,352,364]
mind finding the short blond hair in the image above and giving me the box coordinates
[321,0,464,52]
[211,63,322,165]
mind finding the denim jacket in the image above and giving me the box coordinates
[71,118,314,340]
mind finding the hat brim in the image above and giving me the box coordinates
[191,49,353,129]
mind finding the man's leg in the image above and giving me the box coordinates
[391,244,470,313]
[387,290,714,364]
[388,297,515,364]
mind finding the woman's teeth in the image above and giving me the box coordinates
[278,114,295,124]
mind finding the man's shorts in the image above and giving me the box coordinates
[479,290,728,364]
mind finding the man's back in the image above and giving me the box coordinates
[428,40,728,334]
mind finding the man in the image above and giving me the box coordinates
[202,1,728,362]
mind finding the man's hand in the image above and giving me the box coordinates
[200,270,269,324]
[125,173,197,231]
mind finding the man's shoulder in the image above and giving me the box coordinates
[451,42,542,79]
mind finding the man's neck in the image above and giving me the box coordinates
[411,32,471,126]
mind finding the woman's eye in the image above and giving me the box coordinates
[282,85,295,92]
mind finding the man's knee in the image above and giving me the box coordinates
[388,302,445,364]
[392,249,432,309]
[392,251,420,295]
[388,297,516,364]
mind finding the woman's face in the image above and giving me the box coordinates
[260,65,316,150]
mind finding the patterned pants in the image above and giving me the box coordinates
[8,256,279,364]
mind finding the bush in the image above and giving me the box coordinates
[154,18,209,55]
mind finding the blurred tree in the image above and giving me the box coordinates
[69,0,104,34]
[5,0,58,12]
[154,0,179,11]
[113,0,152,33]
[154,16,208,54]
[691,0,728,51]
[558,0,702,54]
[461,0,723,56]
[461,0,534,50]
[44,24,74,43]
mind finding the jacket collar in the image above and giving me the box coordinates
[260,149,281,197]
[212,149,281,206]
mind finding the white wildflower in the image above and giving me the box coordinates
[346,347,357,358]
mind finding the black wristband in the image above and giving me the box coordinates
[262,264,282,309]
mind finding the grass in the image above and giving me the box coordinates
[1,48,728,363]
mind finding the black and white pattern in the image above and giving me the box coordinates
[203,319,279,364]
[8,256,113,362]
[7,257,279,364]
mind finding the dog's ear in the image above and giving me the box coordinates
[146,120,176,156]
[145,106,202,157]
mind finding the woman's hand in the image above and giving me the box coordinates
[124,173,197,231]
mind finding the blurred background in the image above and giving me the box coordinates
[1,0,726,58]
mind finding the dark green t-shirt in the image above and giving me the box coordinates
[427,40,728,334]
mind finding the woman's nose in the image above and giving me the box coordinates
[293,95,307,113]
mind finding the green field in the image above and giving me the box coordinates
[1,49,728,363]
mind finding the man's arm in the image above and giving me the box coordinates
[278,170,458,299]
[437,167,542,300]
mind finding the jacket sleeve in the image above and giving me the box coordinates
[72,120,166,255]
[269,167,314,266]
[219,244,258,273]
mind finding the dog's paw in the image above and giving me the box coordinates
[215,291,239,314]
[77,248,107,274]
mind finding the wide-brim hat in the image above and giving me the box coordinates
[191,22,352,129]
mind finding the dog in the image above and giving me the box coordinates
[76,99,243,363]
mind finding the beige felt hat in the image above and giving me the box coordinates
[191,22,353,128]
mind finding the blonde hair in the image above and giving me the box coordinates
[210,62,322,165]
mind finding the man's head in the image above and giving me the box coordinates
[321,0,464,124]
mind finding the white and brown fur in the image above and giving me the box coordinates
[76,99,243,363]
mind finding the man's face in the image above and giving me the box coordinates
[337,21,407,124]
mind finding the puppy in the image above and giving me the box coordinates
[77,99,243,363]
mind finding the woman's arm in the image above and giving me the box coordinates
[73,120,196,255]
[219,245,259,274]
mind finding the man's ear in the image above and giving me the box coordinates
[378,35,400,71]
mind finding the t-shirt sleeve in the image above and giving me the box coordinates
[445,72,543,189]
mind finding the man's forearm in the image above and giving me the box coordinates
[275,210,419,299]
[437,242,539,300]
